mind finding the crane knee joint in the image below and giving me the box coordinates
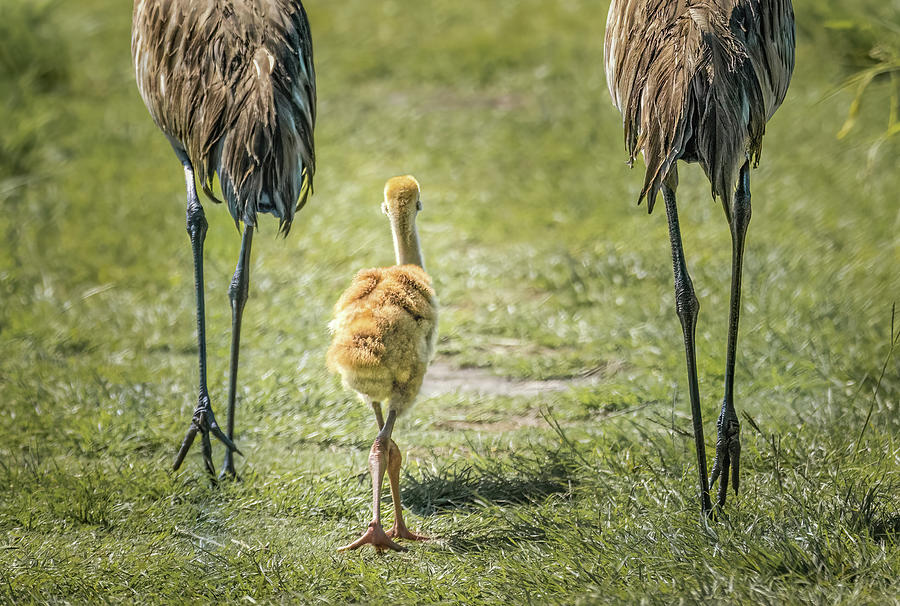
[186,207,208,240]
[732,202,751,237]
[371,436,390,457]
[369,437,391,469]
[228,274,249,308]
[731,182,752,237]
[674,282,699,326]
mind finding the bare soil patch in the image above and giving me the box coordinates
[420,358,621,398]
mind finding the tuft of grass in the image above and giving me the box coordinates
[803,0,900,142]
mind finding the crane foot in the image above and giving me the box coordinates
[172,393,243,476]
[708,402,740,508]
[338,522,407,553]
[218,450,241,482]
[386,520,429,542]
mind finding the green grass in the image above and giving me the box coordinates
[1,0,899,603]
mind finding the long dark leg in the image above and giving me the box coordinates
[663,182,713,516]
[172,154,241,475]
[221,224,254,479]
[709,161,751,507]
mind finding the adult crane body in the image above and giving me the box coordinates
[132,0,316,477]
[605,0,794,514]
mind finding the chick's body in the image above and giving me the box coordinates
[327,264,437,414]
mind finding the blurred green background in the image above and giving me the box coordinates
[1,0,898,603]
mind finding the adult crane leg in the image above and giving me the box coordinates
[662,180,713,516]
[338,409,406,552]
[221,224,254,480]
[709,161,751,507]
[171,152,241,476]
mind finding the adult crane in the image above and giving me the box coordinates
[604,0,794,514]
[131,0,316,478]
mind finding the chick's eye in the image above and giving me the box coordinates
[416,199,422,211]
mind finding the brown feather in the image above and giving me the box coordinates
[132,0,316,233]
[604,0,794,212]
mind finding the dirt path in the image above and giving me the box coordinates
[420,359,606,398]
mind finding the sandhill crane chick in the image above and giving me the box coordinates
[327,176,437,552]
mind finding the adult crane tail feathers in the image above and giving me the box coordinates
[605,0,794,215]
[132,0,316,235]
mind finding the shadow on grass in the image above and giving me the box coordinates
[869,514,900,543]
[401,444,582,517]
[843,477,900,543]
[437,505,561,553]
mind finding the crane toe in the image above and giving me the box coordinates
[219,451,241,482]
[385,522,429,542]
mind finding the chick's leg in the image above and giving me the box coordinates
[338,410,405,553]
[385,439,428,541]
